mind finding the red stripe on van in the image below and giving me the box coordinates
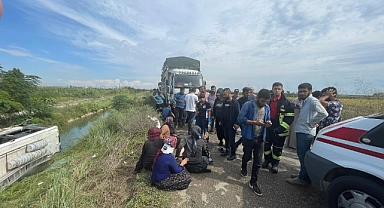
[317,137,384,159]
[322,127,367,143]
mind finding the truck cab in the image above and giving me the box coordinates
[160,56,205,97]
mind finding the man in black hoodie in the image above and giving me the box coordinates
[220,88,240,160]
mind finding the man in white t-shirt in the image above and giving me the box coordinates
[184,88,198,135]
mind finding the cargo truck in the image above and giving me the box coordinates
[158,56,205,99]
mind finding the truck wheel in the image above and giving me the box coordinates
[326,175,384,208]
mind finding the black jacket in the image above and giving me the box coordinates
[269,93,295,134]
[220,98,240,127]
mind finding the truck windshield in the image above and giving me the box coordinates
[174,74,202,87]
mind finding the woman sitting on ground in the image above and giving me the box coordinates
[160,116,176,139]
[179,125,212,173]
[152,136,191,191]
[133,127,163,174]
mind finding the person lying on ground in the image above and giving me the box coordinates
[178,125,212,173]
[133,127,163,174]
[152,136,191,191]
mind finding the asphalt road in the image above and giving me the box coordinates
[175,128,326,208]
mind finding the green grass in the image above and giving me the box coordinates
[0,106,172,208]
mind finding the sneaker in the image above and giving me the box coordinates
[220,151,229,157]
[271,164,278,174]
[248,182,263,196]
[286,177,310,187]
[227,155,236,161]
[240,169,247,177]
[290,173,298,178]
[218,147,225,153]
[261,160,270,169]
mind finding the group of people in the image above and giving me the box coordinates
[133,115,213,191]
[145,82,343,196]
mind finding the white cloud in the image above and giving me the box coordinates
[0,46,61,64]
[63,79,155,88]
[12,0,384,93]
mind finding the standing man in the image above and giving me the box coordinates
[199,86,210,100]
[233,89,240,100]
[193,94,212,135]
[318,87,343,130]
[207,85,217,133]
[153,91,165,112]
[262,82,295,174]
[286,83,328,186]
[174,87,186,128]
[235,87,251,149]
[168,92,176,113]
[185,88,198,135]
[212,88,225,148]
[237,89,272,196]
[249,87,257,101]
[220,88,240,160]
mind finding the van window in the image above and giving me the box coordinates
[360,123,384,148]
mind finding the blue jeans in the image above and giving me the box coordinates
[296,133,314,181]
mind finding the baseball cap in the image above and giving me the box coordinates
[234,89,239,93]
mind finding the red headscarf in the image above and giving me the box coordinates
[148,127,162,141]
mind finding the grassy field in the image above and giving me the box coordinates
[338,97,384,120]
[286,96,384,120]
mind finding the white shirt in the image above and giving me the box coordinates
[294,95,328,136]
[185,93,198,112]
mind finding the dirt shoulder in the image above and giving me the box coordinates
[174,128,326,208]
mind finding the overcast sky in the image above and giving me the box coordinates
[0,0,383,94]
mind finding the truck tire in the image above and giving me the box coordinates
[326,175,384,208]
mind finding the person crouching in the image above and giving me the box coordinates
[152,136,191,191]
[179,125,212,173]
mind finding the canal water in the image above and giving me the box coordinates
[24,111,110,176]
[59,111,110,150]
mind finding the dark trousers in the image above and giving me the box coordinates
[235,126,243,147]
[196,118,208,134]
[156,103,163,112]
[242,136,264,184]
[264,128,286,165]
[223,126,236,155]
[174,107,184,126]
[210,118,215,132]
[215,122,225,143]
[186,111,195,133]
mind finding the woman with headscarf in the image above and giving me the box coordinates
[179,125,212,173]
[152,136,191,191]
[160,116,176,139]
[133,127,164,174]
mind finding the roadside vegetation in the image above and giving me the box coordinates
[0,106,173,207]
[0,65,152,128]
